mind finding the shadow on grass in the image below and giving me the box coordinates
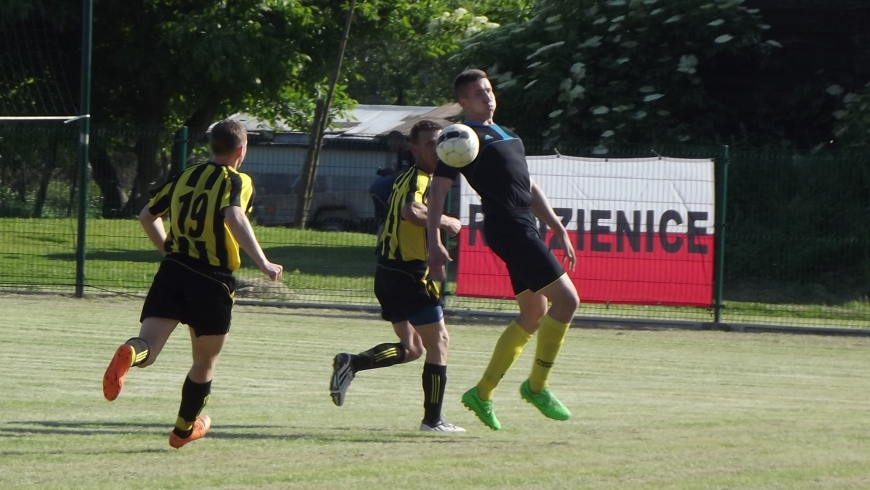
[44,244,378,279]
[247,244,376,279]
[2,420,483,445]
[1,420,281,437]
[45,250,162,263]
[206,428,482,445]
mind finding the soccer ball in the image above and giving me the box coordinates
[436,124,480,168]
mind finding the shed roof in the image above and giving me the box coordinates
[227,103,463,140]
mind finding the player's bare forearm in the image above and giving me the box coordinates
[439,215,461,237]
[224,206,283,280]
[402,202,428,227]
[403,201,460,236]
[530,180,576,270]
[426,178,452,249]
[426,177,454,278]
[224,207,267,265]
[139,206,167,255]
[530,180,566,232]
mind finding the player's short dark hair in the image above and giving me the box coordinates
[454,68,489,99]
[409,119,443,144]
[210,119,247,156]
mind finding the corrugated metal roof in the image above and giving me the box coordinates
[225,103,463,138]
[340,105,436,135]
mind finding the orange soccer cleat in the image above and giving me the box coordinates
[169,415,211,449]
[102,344,134,401]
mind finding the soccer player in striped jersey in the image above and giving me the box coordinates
[426,69,579,431]
[102,118,283,448]
[330,120,465,433]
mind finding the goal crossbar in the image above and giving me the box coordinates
[0,115,89,123]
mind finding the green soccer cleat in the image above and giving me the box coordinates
[519,380,571,421]
[461,387,501,431]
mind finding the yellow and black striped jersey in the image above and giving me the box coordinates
[378,166,430,264]
[147,162,254,271]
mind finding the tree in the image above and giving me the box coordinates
[832,83,870,149]
[3,1,388,216]
[454,0,780,148]
[1,1,538,218]
[344,0,531,106]
[87,0,368,214]
[0,1,81,217]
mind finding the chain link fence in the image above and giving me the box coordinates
[1,122,867,330]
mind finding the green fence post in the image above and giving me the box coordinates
[441,186,453,300]
[74,0,93,298]
[713,145,730,323]
[174,126,189,174]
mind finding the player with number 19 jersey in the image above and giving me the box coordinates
[147,162,254,272]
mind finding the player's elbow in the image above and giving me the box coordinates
[223,206,247,227]
[138,206,156,225]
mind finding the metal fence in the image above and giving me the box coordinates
[0,122,868,331]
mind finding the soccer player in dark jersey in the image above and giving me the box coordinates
[426,69,580,431]
[330,120,465,433]
[101,118,283,448]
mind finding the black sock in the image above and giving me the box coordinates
[352,343,406,372]
[422,363,447,425]
[126,337,150,366]
[172,376,211,438]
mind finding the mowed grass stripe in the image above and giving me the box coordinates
[0,294,868,489]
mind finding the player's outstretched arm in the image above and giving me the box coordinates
[426,177,454,280]
[224,206,284,280]
[530,180,576,271]
[139,205,167,256]
[403,202,461,237]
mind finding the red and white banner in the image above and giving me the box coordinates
[455,155,716,307]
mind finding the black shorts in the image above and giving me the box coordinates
[140,255,236,336]
[484,212,565,295]
[374,260,443,324]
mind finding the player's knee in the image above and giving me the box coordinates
[518,303,547,326]
[552,280,580,311]
[419,327,449,356]
[404,345,425,362]
[561,290,580,311]
[437,329,450,351]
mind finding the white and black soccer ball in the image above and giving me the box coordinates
[436,123,480,168]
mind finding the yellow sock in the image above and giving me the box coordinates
[529,315,570,392]
[477,321,532,400]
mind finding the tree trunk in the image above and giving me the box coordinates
[171,95,223,173]
[296,98,327,229]
[295,0,357,229]
[125,128,167,215]
[89,145,128,218]
[32,131,58,218]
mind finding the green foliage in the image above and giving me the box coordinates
[725,149,870,299]
[831,82,870,149]
[0,180,102,219]
[345,0,530,106]
[456,0,776,147]
[0,0,81,116]
[0,0,78,26]
[92,0,351,128]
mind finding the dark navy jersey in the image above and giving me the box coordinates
[433,121,531,220]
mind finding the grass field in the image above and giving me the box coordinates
[1,294,869,489]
